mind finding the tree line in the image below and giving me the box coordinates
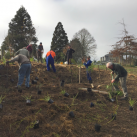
[1,6,97,62]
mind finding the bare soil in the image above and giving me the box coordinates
[0,63,137,137]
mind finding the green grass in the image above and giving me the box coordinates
[94,65,137,75]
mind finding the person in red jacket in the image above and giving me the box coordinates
[26,44,32,58]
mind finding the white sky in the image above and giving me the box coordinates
[0,0,137,61]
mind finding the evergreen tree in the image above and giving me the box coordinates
[2,6,38,52]
[70,38,82,62]
[51,22,68,62]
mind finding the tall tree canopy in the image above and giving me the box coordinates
[1,6,38,53]
[51,22,68,62]
[69,38,82,62]
[72,28,97,58]
[110,19,137,65]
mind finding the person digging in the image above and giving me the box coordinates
[15,47,30,58]
[106,62,128,100]
[83,56,92,84]
[38,42,44,63]
[66,45,75,65]
[6,54,31,89]
[45,50,56,73]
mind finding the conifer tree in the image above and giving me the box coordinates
[51,22,68,62]
[1,6,38,52]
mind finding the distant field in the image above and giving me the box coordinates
[94,64,137,75]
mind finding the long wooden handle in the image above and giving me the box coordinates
[78,88,109,95]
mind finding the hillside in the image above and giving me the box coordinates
[0,63,137,137]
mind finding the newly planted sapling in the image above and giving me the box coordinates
[129,97,137,111]
[60,90,69,97]
[0,95,6,109]
[112,105,119,120]
[39,93,54,103]
[106,83,115,102]
[60,90,66,95]
[22,95,32,105]
[70,93,78,107]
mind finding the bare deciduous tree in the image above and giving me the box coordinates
[73,28,97,58]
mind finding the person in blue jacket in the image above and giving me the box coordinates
[83,56,92,83]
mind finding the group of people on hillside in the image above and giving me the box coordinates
[6,43,128,100]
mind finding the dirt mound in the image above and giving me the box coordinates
[0,63,137,137]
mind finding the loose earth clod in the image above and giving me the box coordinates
[18,89,22,93]
[10,79,14,83]
[32,80,37,84]
[38,90,41,95]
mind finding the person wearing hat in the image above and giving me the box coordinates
[38,42,44,63]
[83,56,92,83]
[66,45,75,65]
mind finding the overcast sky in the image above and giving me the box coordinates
[0,0,137,61]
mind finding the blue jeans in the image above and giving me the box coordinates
[46,54,56,72]
[18,64,31,87]
[86,70,92,81]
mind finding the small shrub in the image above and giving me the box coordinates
[129,97,137,107]
[60,90,66,95]
[0,95,6,104]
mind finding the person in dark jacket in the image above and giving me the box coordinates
[26,44,32,58]
[38,42,44,63]
[66,45,75,65]
[83,56,92,83]
[6,54,31,88]
[106,62,128,100]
